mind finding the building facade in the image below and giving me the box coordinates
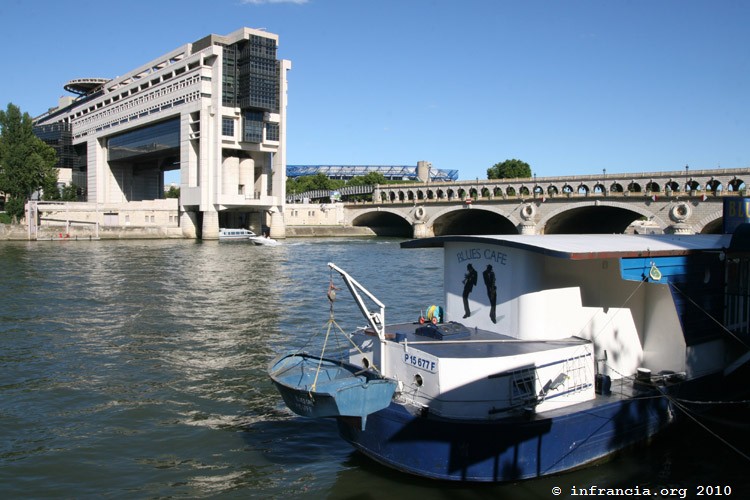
[33,27,291,239]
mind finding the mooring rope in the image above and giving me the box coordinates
[659,389,750,462]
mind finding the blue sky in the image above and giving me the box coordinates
[1,0,748,180]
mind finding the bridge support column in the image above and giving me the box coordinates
[268,208,286,239]
[412,221,434,239]
[180,210,198,239]
[202,209,220,240]
[670,223,694,235]
[518,221,537,234]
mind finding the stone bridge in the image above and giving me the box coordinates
[342,167,750,237]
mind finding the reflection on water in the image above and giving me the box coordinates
[1,238,748,498]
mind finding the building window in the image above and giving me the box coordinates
[222,117,235,137]
[243,111,263,143]
[266,123,279,142]
[108,118,179,162]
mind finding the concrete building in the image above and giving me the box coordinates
[33,27,291,239]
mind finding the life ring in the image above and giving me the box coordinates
[520,203,536,221]
[414,206,426,221]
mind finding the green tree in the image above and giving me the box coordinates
[0,103,58,221]
[487,159,531,180]
[165,185,180,198]
[356,171,387,186]
[43,182,79,202]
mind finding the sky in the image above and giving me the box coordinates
[1,0,748,181]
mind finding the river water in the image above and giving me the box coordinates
[1,238,748,499]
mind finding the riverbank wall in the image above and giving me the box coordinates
[1,223,185,241]
[285,226,375,237]
[2,201,374,240]
[1,224,373,240]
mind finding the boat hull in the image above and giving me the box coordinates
[250,237,281,246]
[336,393,673,482]
[269,353,397,422]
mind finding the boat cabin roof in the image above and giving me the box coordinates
[402,233,732,260]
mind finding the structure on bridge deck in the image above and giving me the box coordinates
[33,27,291,240]
[287,161,458,182]
[339,167,750,238]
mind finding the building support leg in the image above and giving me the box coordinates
[268,208,286,239]
[180,210,198,239]
[202,209,220,240]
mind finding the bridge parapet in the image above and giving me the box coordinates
[372,167,750,204]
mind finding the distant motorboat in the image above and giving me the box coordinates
[249,234,281,246]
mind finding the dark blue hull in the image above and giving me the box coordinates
[336,393,673,482]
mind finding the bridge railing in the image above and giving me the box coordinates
[287,184,375,203]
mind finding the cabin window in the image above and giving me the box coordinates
[510,368,537,406]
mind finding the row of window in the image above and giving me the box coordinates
[108,118,180,162]
[222,116,279,143]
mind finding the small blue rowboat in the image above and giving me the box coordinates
[268,353,397,429]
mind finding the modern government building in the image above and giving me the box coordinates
[33,27,291,239]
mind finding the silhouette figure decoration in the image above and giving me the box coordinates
[483,264,497,323]
[462,264,477,318]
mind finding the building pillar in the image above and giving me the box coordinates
[222,156,239,196]
[268,208,286,239]
[202,209,220,240]
[180,210,198,238]
[239,157,254,198]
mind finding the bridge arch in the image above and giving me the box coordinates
[430,205,518,236]
[695,208,724,234]
[706,179,723,193]
[539,200,667,234]
[350,207,412,236]
[627,181,643,193]
[728,178,746,192]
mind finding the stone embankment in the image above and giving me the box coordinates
[1,224,184,241]
[285,226,375,237]
[2,224,374,240]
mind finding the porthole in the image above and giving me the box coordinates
[414,374,423,387]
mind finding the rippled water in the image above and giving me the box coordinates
[1,238,748,498]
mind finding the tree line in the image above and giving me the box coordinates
[0,103,71,223]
